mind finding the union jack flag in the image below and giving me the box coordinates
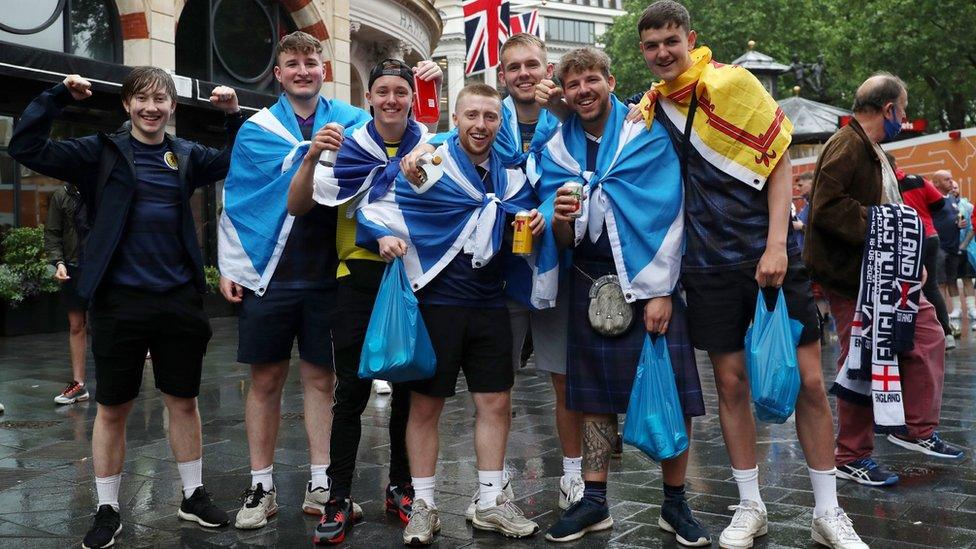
[509,10,543,39]
[463,0,510,75]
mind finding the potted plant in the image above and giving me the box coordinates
[203,265,235,318]
[0,226,65,336]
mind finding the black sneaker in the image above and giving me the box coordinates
[178,486,230,527]
[659,498,711,546]
[314,498,360,545]
[545,498,614,542]
[385,482,414,524]
[82,505,121,549]
[887,432,966,459]
[836,458,899,486]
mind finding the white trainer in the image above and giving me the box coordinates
[373,380,393,394]
[811,508,868,548]
[719,500,767,548]
[558,475,584,510]
[234,484,277,530]
[465,478,514,520]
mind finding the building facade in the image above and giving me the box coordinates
[0,0,441,264]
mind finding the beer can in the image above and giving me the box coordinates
[512,210,534,256]
[563,181,583,218]
[319,122,345,167]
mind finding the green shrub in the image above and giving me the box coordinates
[0,226,59,305]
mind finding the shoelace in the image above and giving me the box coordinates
[858,459,879,472]
[726,505,761,529]
[498,499,526,517]
[823,511,858,540]
[93,507,117,529]
[240,487,266,507]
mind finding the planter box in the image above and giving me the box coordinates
[1,292,68,336]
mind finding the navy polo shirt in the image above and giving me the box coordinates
[106,137,192,291]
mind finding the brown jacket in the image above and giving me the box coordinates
[802,118,883,299]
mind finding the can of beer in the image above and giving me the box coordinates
[512,210,534,256]
[319,122,345,167]
[563,181,583,218]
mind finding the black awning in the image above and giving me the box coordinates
[0,41,275,111]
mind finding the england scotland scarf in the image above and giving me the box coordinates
[831,204,923,434]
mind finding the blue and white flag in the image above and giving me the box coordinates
[218,94,369,294]
[540,95,683,301]
[356,135,558,308]
[311,119,428,208]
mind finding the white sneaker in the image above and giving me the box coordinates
[949,308,961,320]
[403,499,440,545]
[811,508,868,548]
[465,478,514,520]
[0,402,4,414]
[373,380,393,394]
[558,475,584,510]
[235,483,277,529]
[719,500,767,548]
[968,308,976,321]
[471,494,540,538]
[946,333,957,350]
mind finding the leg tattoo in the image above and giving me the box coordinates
[582,415,616,474]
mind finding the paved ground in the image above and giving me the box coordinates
[0,318,974,548]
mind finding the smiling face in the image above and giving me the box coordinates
[123,85,174,143]
[561,67,615,134]
[452,93,501,164]
[366,75,412,128]
[274,50,324,101]
[639,24,696,83]
[499,44,551,105]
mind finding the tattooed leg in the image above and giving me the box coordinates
[582,413,616,481]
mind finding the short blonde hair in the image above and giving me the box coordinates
[275,31,323,64]
[500,33,546,63]
[455,83,501,110]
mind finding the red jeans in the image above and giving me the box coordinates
[827,290,946,466]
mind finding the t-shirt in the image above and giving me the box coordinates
[268,113,338,290]
[575,135,613,263]
[518,120,537,153]
[106,137,192,291]
[335,141,397,278]
[417,164,506,307]
[933,193,962,251]
[654,108,801,272]
[897,174,944,238]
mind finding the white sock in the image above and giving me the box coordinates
[562,456,582,480]
[310,463,330,491]
[413,475,436,508]
[250,464,273,490]
[178,458,203,499]
[478,470,505,510]
[95,473,121,511]
[731,467,765,511]
[809,467,840,519]
[967,296,976,311]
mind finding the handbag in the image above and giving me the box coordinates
[622,334,689,462]
[744,288,804,423]
[358,258,437,383]
[577,266,633,337]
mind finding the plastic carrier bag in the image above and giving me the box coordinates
[745,288,804,424]
[622,335,689,462]
[358,258,437,383]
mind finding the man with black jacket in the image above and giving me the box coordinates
[9,67,243,549]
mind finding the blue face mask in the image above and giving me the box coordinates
[883,104,902,141]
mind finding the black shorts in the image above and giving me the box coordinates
[682,257,821,353]
[237,287,335,366]
[411,305,513,398]
[940,249,959,284]
[90,284,212,405]
[61,265,88,311]
[960,253,976,278]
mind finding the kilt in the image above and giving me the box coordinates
[566,259,706,417]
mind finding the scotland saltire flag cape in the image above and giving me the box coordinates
[311,119,429,207]
[356,135,558,308]
[540,95,683,301]
[218,95,368,295]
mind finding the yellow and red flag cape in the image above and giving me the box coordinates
[638,47,792,190]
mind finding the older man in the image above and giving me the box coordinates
[805,74,965,492]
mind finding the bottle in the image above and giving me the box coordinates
[413,75,440,125]
[415,153,443,191]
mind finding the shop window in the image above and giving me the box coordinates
[0,0,121,63]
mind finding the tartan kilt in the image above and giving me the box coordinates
[566,259,706,416]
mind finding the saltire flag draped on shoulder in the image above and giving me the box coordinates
[509,10,543,38]
[540,95,684,302]
[464,0,510,75]
[217,94,368,295]
[355,136,558,309]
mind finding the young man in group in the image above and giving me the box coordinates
[538,47,709,546]
[359,83,545,546]
[932,169,976,330]
[286,58,437,544]
[631,2,866,547]
[10,68,243,549]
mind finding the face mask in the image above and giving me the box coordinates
[883,104,902,140]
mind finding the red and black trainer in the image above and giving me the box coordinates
[385,482,414,524]
[313,498,358,545]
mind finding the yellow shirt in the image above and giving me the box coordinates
[335,141,400,278]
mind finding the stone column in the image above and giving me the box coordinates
[447,54,466,129]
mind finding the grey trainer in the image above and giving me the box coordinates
[471,494,540,539]
[403,499,440,546]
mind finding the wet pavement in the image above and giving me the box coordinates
[0,318,974,548]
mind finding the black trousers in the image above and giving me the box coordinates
[922,235,952,335]
[327,263,411,498]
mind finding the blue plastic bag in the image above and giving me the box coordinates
[622,335,689,462]
[358,258,437,382]
[967,238,976,273]
[744,289,804,424]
